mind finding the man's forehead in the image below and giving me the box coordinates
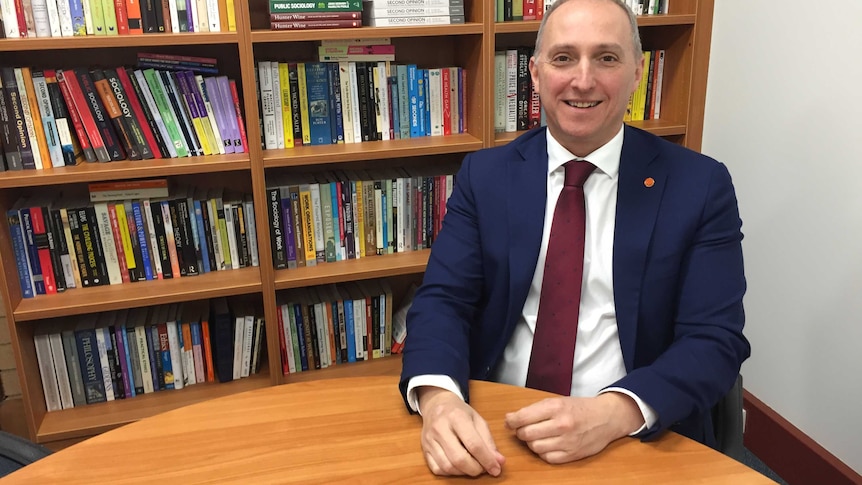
[542,41,626,53]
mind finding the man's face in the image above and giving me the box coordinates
[530,0,643,157]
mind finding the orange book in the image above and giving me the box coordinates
[114,0,130,33]
[20,68,52,170]
[124,0,144,34]
[217,0,228,31]
[200,316,215,382]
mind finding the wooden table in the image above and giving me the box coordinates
[4,376,773,483]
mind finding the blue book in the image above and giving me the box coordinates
[157,325,175,390]
[119,324,136,397]
[193,199,211,273]
[423,69,431,136]
[68,0,86,35]
[304,63,332,146]
[279,187,297,269]
[343,297,356,363]
[293,303,309,371]
[457,67,465,133]
[327,63,345,144]
[19,208,46,295]
[407,65,421,138]
[396,65,410,139]
[131,202,155,280]
[7,209,34,298]
[74,324,107,404]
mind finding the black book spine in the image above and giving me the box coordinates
[150,201,173,279]
[90,68,140,160]
[160,71,200,156]
[123,202,146,282]
[0,67,34,169]
[41,207,66,292]
[125,68,170,158]
[0,75,22,170]
[167,199,187,276]
[197,198,217,271]
[76,207,108,286]
[75,68,125,161]
[104,68,154,159]
[355,63,371,142]
[44,72,80,166]
[366,63,380,141]
[287,64,303,146]
[268,187,287,269]
[516,47,531,131]
[176,198,199,275]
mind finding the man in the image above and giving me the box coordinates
[399,0,750,478]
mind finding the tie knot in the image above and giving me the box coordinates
[564,160,595,188]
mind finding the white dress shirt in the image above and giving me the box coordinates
[408,126,657,434]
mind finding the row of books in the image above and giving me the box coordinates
[257,59,468,149]
[495,0,668,22]
[266,166,457,270]
[7,187,259,298]
[34,298,264,411]
[625,49,666,122]
[361,0,465,27]
[0,62,247,172]
[0,0,237,38]
[276,280,400,374]
[494,47,541,134]
[267,0,362,30]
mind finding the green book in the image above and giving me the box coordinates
[142,69,189,158]
[101,0,118,35]
[269,0,363,13]
[318,182,337,263]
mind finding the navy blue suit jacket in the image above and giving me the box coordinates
[400,126,750,446]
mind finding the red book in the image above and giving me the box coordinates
[276,306,289,374]
[51,69,96,163]
[13,0,27,37]
[29,206,58,294]
[523,0,537,20]
[270,11,361,21]
[269,19,361,30]
[441,68,451,136]
[114,68,162,159]
[229,80,248,153]
[201,317,215,382]
[115,0,130,34]
[58,69,110,162]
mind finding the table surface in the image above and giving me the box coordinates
[5,376,774,484]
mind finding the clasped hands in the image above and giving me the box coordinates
[416,386,643,477]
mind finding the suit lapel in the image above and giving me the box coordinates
[506,130,548,329]
[614,126,665,370]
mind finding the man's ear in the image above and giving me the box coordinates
[529,57,540,92]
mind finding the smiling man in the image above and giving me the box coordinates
[399,0,750,477]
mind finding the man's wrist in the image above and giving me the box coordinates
[597,392,645,437]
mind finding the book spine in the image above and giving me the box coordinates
[104,68,154,159]
[7,210,35,298]
[91,69,140,160]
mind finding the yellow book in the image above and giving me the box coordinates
[299,184,317,267]
[633,51,651,121]
[296,63,311,145]
[114,202,137,272]
[225,0,236,31]
[18,68,49,170]
[354,179,365,258]
[278,62,294,148]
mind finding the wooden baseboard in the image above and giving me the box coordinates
[743,390,862,485]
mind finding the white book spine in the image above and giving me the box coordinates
[48,332,74,409]
[241,314,254,377]
[134,70,178,158]
[258,62,278,150]
[315,303,330,368]
[366,15,458,26]
[206,0,220,30]
[223,202,240,269]
[352,297,363,360]
[56,0,75,36]
[232,316,244,379]
[206,198,224,270]
[45,0,63,36]
[505,50,518,132]
[348,62,362,143]
[1,0,20,37]
[34,333,62,412]
[167,0,180,33]
[31,0,52,37]
[269,61,285,149]
[338,62,354,144]
[428,68,443,136]
[134,326,154,393]
[653,50,665,120]
[142,200,164,279]
[376,61,391,141]
[243,199,259,267]
[93,202,123,285]
[166,320,184,389]
[369,5,462,16]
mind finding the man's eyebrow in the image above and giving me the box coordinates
[543,42,625,53]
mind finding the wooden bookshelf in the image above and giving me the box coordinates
[0,0,715,445]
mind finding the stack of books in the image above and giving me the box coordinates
[0,0,236,37]
[0,54,247,171]
[361,0,465,27]
[268,0,363,30]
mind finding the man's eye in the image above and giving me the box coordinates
[550,55,573,65]
[600,55,618,63]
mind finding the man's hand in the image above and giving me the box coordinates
[504,392,644,464]
[417,386,506,477]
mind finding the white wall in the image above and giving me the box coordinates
[702,1,862,473]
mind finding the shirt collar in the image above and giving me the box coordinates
[545,125,624,180]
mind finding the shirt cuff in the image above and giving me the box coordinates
[406,375,465,415]
[600,387,659,436]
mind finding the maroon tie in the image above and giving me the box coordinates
[525,160,595,395]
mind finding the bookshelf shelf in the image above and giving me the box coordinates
[0,154,251,189]
[274,250,430,290]
[262,134,484,168]
[0,33,241,52]
[250,24,485,43]
[13,267,263,322]
[0,0,716,446]
[37,370,271,443]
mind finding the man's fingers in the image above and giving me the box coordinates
[505,398,560,430]
[436,431,487,477]
[454,417,503,476]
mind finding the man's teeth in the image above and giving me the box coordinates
[567,101,599,108]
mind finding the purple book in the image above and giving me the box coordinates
[204,76,234,154]
[216,76,242,152]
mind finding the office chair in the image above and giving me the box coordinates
[0,430,53,477]
[712,374,745,462]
